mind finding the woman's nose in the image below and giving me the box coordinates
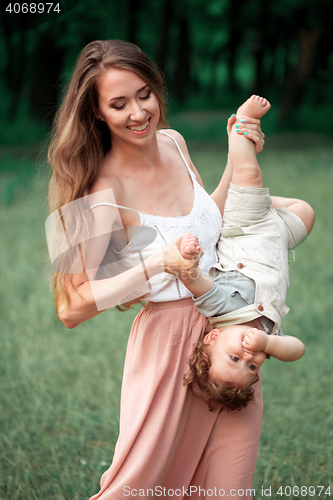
[129,101,146,122]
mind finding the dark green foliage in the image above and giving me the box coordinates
[1,0,333,150]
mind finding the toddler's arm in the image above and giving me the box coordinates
[179,267,215,298]
[242,329,305,361]
[178,234,215,297]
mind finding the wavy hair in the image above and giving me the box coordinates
[48,40,167,316]
[183,333,259,412]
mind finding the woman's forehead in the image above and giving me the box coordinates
[97,68,146,97]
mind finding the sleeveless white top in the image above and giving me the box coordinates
[91,130,222,303]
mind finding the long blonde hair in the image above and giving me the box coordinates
[48,40,167,315]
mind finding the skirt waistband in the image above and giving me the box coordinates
[145,297,194,310]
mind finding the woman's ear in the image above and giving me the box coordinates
[93,106,104,121]
[204,329,219,345]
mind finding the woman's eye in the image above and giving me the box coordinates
[231,356,239,362]
[140,90,151,100]
[112,103,126,110]
[248,364,256,371]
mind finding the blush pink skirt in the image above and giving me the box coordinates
[90,298,263,500]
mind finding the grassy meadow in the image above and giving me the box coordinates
[1,124,332,499]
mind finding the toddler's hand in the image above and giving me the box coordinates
[242,328,268,352]
[162,234,203,277]
[180,233,201,260]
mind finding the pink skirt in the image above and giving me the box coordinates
[90,299,263,500]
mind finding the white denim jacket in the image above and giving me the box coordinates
[207,184,308,334]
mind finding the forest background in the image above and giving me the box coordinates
[2,0,333,143]
[1,0,333,499]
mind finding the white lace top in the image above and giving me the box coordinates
[91,130,222,303]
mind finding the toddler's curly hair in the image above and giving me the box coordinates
[183,330,258,412]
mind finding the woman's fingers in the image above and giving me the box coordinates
[227,115,265,154]
[245,133,265,154]
[235,122,265,154]
[226,114,237,135]
[235,115,261,126]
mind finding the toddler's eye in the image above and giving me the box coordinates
[248,364,256,371]
[231,356,239,362]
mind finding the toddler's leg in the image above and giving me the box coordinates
[179,233,201,260]
[230,95,271,189]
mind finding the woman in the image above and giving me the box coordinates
[47,40,265,500]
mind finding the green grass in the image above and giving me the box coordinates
[1,133,333,499]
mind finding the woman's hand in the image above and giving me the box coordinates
[227,114,265,154]
[162,234,203,278]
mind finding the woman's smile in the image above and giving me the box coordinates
[127,117,151,134]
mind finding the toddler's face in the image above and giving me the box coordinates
[204,325,266,388]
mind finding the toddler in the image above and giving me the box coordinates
[178,96,315,411]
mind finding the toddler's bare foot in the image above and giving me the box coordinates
[237,95,271,120]
[180,233,201,260]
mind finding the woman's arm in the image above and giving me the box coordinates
[210,156,233,217]
[59,252,164,329]
[59,231,199,329]
[53,188,163,328]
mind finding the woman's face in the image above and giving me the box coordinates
[97,68,160,147]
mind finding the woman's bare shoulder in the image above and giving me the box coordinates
[89,177,113,195]
[159,128,188,148]
[159,129,205,188]
[159,128,192,167]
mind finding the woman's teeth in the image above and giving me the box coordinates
[129,120,149,131]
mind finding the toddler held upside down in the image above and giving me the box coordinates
[178,96,315,411]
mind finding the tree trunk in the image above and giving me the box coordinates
[173,15,191,102]
[155,0,173,73]
[278,27,322,126]
[0,13,27,122]
[127,0,144,45]
[29,32,64,122]
[225,0,246,91]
